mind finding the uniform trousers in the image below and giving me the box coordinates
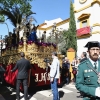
[51,78,59,100]
[83,97,100,100]
[16,79,28,100]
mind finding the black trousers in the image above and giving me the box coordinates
[16,79,28,100]
[0,72,5,83]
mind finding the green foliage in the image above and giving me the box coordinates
[0,14,5,22]
[66,0,77,51]
[47,30,67,54]
[0,0,33,15]
[0,0,35,27]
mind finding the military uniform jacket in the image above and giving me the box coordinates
[12,58,31,79]
[76,58,100,97]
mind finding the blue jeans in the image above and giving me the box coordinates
[51,78,59,100]
[66,77,69,84]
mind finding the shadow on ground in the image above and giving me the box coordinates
[28,85,65,99]
[0,84,16,100]
[59,90,64,98]
[0,83,66,100]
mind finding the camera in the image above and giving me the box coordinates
[44,58,51,63]
[44,58,51,72]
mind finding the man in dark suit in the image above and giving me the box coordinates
[11,52,31,100]
[0,65,5,84]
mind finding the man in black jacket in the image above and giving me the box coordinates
[0,65,5,84]
[11,52,31,100]
[62,57,70,84]
[80,52,87,63]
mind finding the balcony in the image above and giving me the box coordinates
[76,26,91,38]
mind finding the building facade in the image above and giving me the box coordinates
[37,0,100,57]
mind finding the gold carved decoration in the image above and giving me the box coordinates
[0,42,63,69]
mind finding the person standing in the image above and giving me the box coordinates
[76,41,100,100]
[72,59,80,83]
[0,65,5,84]
[11,52,31,100]
[79,52,87,97]
[62,57,70,84]
[48,52,60,100]
[80,52,87,63]
[41,31,47,43]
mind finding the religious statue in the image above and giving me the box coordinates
[41,31,47,43]
[12,29,17,46]
[28,24,38,42]
[7,32,12,47]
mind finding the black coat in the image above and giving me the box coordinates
[0,66,5,73]
[80,58,87,63]
[12,58,31,79]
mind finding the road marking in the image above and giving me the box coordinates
[11,92,16,95]
[20,96,37,100]
[19,92,37,100]
[29,96,37,100]
[11,92,37,100]
[37,90,52,97]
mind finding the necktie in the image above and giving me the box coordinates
[94,62,97,70]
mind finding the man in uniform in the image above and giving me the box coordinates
[76,41,100,100]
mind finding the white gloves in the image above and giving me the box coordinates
[95,87,100,97]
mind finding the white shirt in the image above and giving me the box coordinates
[50,57,60,79]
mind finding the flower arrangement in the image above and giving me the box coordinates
[19,41,56,48]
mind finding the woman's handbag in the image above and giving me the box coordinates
[72,68,77,74]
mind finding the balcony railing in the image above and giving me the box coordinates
[76,26,91,37]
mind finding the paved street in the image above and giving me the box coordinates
[0,83,82,100]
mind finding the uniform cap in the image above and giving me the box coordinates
[85,41,100,50]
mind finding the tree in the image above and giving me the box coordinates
[0,14,5,22]
[47,30,67,54]
[65,0,77,51]
[0,0,35,27]
[0,0,33,15]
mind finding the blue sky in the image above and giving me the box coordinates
[0,0,74,38]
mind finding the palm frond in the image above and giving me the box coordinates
[0,10,16,26]
[0,5,36,27]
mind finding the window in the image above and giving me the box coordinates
[82,20,88,28]
[78,13,90,28]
